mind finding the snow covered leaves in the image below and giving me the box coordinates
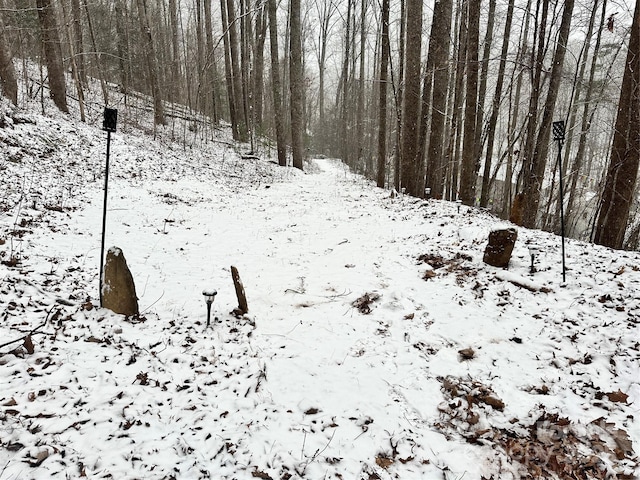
[352,292,381,314]
[436,376,638,478]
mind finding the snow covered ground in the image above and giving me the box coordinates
[1,99,639,479]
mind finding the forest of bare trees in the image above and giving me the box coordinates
[0,0,639,250]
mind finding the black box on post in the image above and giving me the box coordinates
[103,108,118,132]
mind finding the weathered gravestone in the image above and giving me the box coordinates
[483,228,518,268]
[102,247,139,316]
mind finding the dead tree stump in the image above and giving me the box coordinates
[231,265,248,315]
[483,228,518,268]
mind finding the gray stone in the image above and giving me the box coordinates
[483,228,518,268]
[102,247,139,316]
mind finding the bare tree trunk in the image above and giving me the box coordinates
[566,0,606,233]
[594,0,640,249]
[268,0,286,166]
[195,0,204,111]
[226,0,247,140]
[36,0,68,113]
[313,0,336,155]
[289,0,304,169]
[393,0,406,191]
[400,0,423,196]
[445,0,467,200]
[60,0,85,121]
[423,0,452,199]
[253,4,267,133]
[516,0,548,224]
[0,7,18,105]
[376,0,390,188]
[240,0,251,144]
[475,0,495,149]
[204,0,219,123]
[220,0,238,136]
[84,1,109,105]
[115,0,130,96]
[136,0,165,125]
[356,0,367,170]
[548,0,599,233]
[480,0,515,207]
[459,0,480,205]
[521,0,574,228]
[71,0,86,86]
[340,0,353,166]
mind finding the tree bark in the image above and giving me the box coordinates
[115,0,130,96]
[0,8,18,105]
[566,0,606,234]
[594,0,640,249]
[340,0,353,166]
[521,0,574,228]
[226,0,247,141]
[71,0,86,86]
[220,0,238,136]
[400,0,423,196]
[268,0,286,166]
[36,0,68,113]
[289,0,304,170]
[423,0,453,199]
[480,0,515,207]
[459,0,481,205]
[204,0,219,123]
[135,0,165,125]
[253,5,267,133]
[376,0,390,188]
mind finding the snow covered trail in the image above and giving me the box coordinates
[1,117,639,479]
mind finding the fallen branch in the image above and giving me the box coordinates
[0,306,57,355]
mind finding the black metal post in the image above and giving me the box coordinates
[557,143,566,283]
[206,301,212,327]
[99,108,117,306]
[553,121,566,283]
[99,130,111,306]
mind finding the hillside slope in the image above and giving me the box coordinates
[0,102,639,479]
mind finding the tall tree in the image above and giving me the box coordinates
[340,0,354,165]
[594,0,640,249]
[115,0,130,95]
[459,0,481,205]
[480,0,515,207]
[566,0,608,233]
[268,0,286,166]
[423,0,453,198]
[204,0,220,123]
[226,0,248,140]
[0,7,18,105]
[376,0,390,188]
[445,2,469,200]
[289,0,304,169]
[70,0,86,86]
[400,0,422,196]
[252,4,267,132]
[313,0,337,153]
[135,0,165,125]
[521,0,575,228]
[220,0,239,137]
[36,0,68,113]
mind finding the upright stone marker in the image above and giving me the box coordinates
[483,228,518,268]
[102,247,139,316]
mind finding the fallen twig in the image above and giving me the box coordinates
[0,306,57,354]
